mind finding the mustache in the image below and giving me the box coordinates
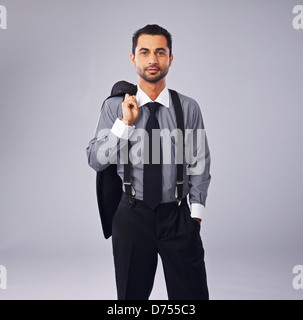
[145,65,160,70]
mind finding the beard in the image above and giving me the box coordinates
[136,65,169,83]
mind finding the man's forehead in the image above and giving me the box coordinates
[137,34,168,49]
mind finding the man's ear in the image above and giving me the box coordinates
[169,54,174,67]
[130,53,135,66]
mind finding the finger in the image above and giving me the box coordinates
[124,97,135,105]
[129,96,138,103]
[131,104,138,110]
[127,95,136,101]
[127,97,138,107]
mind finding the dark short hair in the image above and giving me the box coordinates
[132,24,172,57]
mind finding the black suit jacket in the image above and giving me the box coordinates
[96,81,137,239]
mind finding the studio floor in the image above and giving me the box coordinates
[1,245,302,300]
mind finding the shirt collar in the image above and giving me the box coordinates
[136,85,170,109]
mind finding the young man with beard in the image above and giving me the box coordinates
[86,24,211,300]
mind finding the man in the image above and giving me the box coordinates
[86,24,211,300]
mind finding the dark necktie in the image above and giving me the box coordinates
[143,102,162,210]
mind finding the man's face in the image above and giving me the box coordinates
[131,34,173,83]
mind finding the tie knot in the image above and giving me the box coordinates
[146,102,161,115]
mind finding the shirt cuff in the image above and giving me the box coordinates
[190,203,204,220]
[111,118,135,139]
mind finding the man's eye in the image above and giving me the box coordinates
[141,52,147,55]
[158,52,165,56]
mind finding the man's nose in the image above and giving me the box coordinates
[148,54,158,64]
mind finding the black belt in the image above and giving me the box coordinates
[122,192,188,210]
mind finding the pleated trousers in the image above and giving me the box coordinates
[112,192,209,300]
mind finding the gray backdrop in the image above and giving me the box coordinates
[0,0,302,300]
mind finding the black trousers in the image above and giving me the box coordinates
[112,192,209,300]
